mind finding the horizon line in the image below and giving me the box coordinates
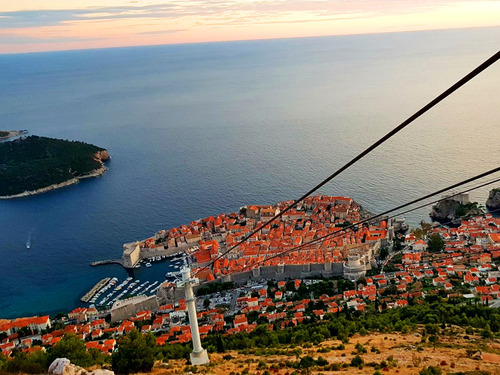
[1,24,499,57]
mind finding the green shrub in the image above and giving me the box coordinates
[351,355,364,367]
[48,334,94,368]
[419,366,442,375]
[257,360,268,370]
[112,330,156,374]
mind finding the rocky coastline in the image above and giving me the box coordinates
[429,198,483,226]
[0,129,28,140]
[0,151,109,200]
[486,188,500,210]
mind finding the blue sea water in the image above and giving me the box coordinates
[0,27,499,318]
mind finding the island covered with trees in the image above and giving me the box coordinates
[0,136,110,198]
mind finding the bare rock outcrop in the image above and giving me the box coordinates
[48,358,71,375]
[430,199,483,225]
[95,150,110,162]
[48,358,114,375]
[48,358,86,375]
[89,370,115,375]
[486,188,500,210]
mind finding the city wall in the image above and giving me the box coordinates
[158,262,345,303]
[110,295,159,322]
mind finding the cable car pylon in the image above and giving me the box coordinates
[177,267,210,365]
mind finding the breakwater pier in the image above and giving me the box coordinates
[80,277,111,303]
[90,259,124,267]
[90,242,193,269]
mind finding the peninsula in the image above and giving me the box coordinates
[0,129,28,140]
[0,135,110,199]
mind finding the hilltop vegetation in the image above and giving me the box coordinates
[0,136,108,197]
[203,301,500,351]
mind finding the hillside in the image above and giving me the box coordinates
[0,136,109,197]
[162,332,500,375]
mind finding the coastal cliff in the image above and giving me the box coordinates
[94,149,110,162]
[0,136,110,199]
[486,188,500,210]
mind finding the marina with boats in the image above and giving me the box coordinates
[80,277,111,303]
[80,252,189,309]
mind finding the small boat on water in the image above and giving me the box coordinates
[165,272,179,280]
[145,263,152,268]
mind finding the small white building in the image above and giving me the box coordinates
[413,239,428,252]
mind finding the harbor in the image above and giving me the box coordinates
[81,253,189,309]
[87,278,161,308]
[90,259,124,267]
[90,242,194,269]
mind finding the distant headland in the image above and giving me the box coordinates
[0,135,110,199]
[0,129,28,140]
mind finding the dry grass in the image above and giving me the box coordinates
[146,332,500,375]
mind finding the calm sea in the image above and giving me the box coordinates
[0,27,499,318]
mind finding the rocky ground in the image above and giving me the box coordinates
[146,332,500,375]
[48,358,114,375]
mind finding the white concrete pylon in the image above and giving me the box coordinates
[177,267,209,366]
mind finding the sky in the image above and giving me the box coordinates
[0,0,499,54]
